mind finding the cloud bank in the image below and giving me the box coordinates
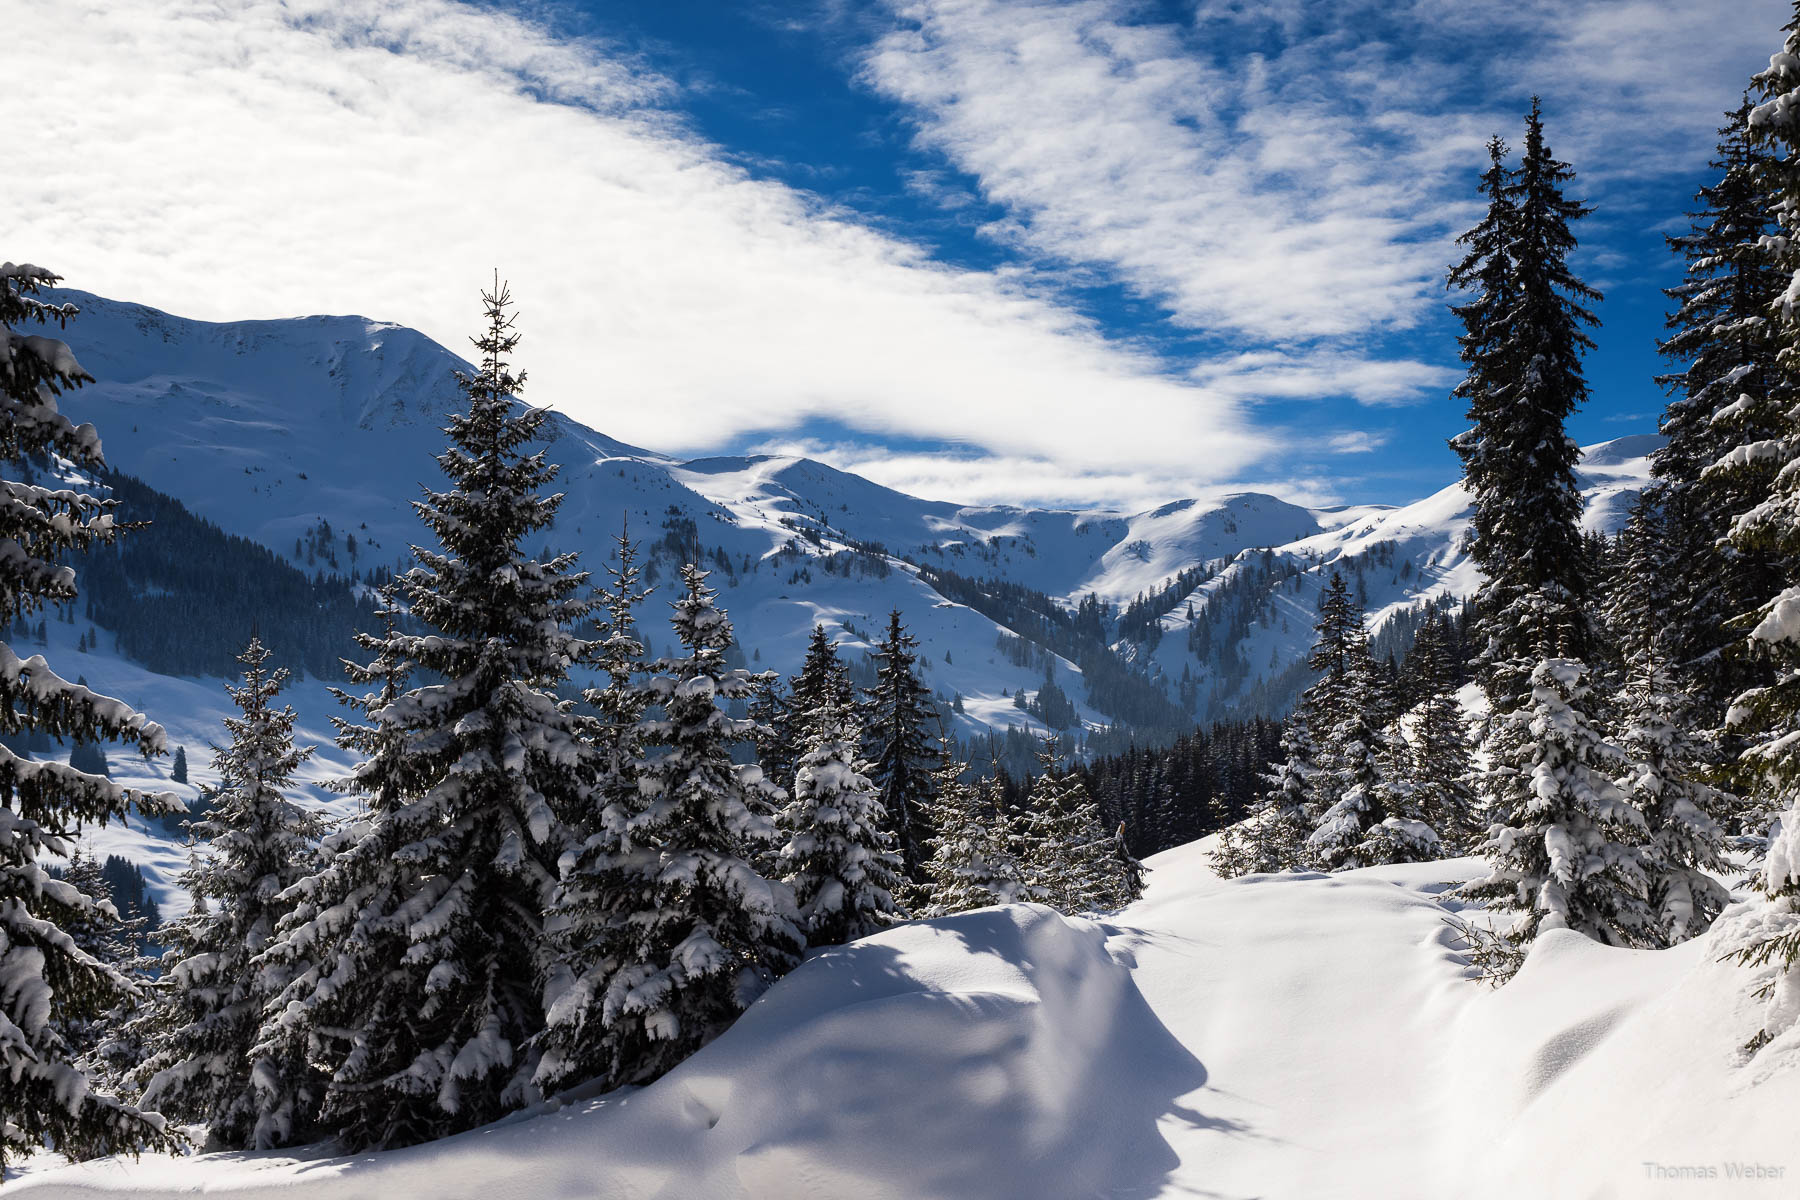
[15,0,1268,508]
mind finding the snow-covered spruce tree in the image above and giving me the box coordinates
[746,672,796,801]
[1218,573,1366,877]
[1216,716,1318,876]
[50,851,143,1075]
[1207,819,1256,878]
[920,747,1020,915]
[1656,97,1790,716]
[1606,495,1730,946]
[1406,612,1479,854]
[252,283,594,1151]
[133,638,323,1149]
[1,263,182,1169]
[1465,659,1651,947]
[1309,642,1438,870]
[1450,106,1600,707]
[533,527,652,1096]
[568,565,802,1089]
[1448,107,1646,951]
[777,692,902,945]
[1017,739,1121,912]
[1722,14,1800,1025]
[789,624,855,746]
[919,750,980,915]
[863,611,941,882]
[1714,16,1800,853]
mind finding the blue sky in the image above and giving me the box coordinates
[13,0,1793,510]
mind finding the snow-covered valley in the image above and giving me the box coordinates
[15,839,1795,1198]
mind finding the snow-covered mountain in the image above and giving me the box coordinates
[53,289,1656,732]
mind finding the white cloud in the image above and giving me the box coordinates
[747,435,1349,512]
[860,0,1790,347]
[1190,350,1460,407]
[12,0,1270,499]
[1326,431,1387,454]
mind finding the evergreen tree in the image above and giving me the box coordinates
[1308,642,1433,870]
[1656,97,1789,715]
[1606,494,1731,945]
[1464,659,1650,948]
[789,624,854,743]
[252,283,593,1150]
[1721,17,1800,1023]
[49,851,145,1076]
[171,745,188,785]
[920,747,1023,915]
[777,693,903,945]
[1407,612,1479,854]
[1450,105,1601,706]
[864,611,941,881]
[134,639,322,1149]
[536,529,651,1095]
[565,566,801,1089]
[746,672,796,800]
[1,262,181,1169]
[1220,717,1318,876]
[1016,738,1124,911]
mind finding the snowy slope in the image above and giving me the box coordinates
[17,841,1796,1198]
[1134,434,1661,717]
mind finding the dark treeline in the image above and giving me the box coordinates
[917,563,1191,734]
[74,467,385,679]
[1075,717,1286,858]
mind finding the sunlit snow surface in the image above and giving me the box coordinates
[13,838,1797,1198]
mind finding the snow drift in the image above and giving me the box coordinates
[16,839,1799,1198]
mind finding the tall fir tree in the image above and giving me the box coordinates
[1724,4,1800,1026]
[536,527,650,1095]
[777,693,903,945]
[134,638,323,1149]
[1655,98,1789,716]
[251,283,593,1150]
[789,625,855,744]
[1447,106,1645,952]
[564,566,802,1089]
[1450,105,1601,706]
[1,262,182,1169]
[863,611,941,882]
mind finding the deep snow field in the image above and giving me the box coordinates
[13,838,1796,1199]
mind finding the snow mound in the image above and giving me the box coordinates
[23,829,1798,1199]
[15,906,1201,1200]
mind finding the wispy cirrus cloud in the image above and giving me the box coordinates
[14,0,1269,507]
[857,0,1789,407]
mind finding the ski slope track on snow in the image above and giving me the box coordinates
[15,841,1797,1198]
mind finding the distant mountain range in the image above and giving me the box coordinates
[52,288,1656,739]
